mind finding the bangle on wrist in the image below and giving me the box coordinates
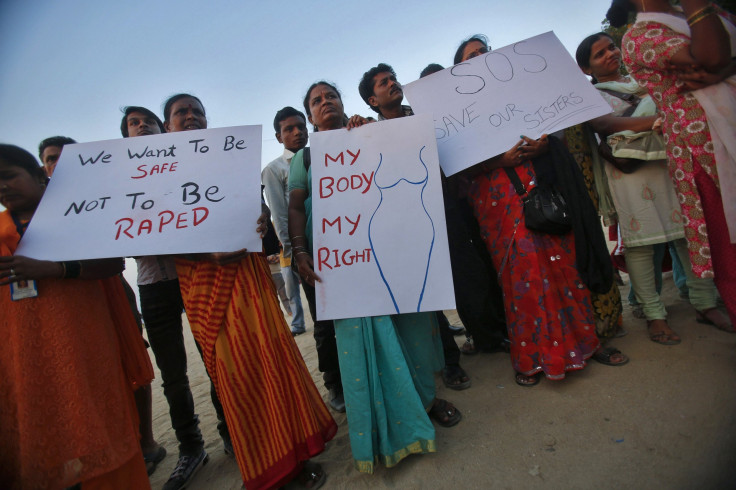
[687,4,716,26]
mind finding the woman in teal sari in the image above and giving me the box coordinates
[287,81,461,473]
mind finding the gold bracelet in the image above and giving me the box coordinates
[686,3,712,22]
[687,4,716,26]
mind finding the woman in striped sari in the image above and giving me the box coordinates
[163,93,337,490]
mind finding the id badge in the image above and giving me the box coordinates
[10,279,38,300]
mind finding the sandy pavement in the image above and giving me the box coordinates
[144,275,736,490]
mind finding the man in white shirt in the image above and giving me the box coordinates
[262,107,308,335]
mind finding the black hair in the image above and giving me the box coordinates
[420,63,444,78]
[575,32,617,85]
[454,34,489,65]
[162,93,205,123]
[607,0,635,28]
[1,144,47,182]
[302,81,342,118]
[273,106,307,134]
[38,136,76,160]
[358,63,396,114]
[120,106,165,137]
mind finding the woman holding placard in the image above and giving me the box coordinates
[163,93,336,490]
[454,36,613,386]
[607,0,736,328]
[288,81,461,474]
[0,144,153,489]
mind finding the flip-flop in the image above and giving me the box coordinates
[647,320,681,345]
[515,372,541,387]
[592,346,629,366]
[442,365,471,390]
[143,445,167,476]
[429,399,462,427]
[460,339,478,355]
[296,461,326,490]
[696,309,735,333]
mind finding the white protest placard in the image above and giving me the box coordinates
[17,126,263,260]
[311,115,455,321]
[403,31,612,176]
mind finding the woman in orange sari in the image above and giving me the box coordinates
[0,144,152,489]
[162,93,337,490]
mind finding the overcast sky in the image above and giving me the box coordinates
[1,0,612,167]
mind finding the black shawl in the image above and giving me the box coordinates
[532,136,613,294]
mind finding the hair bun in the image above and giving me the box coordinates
[607,0,633,28]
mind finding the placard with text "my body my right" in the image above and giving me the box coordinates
[310,115,455,321]
[403,31,612,176]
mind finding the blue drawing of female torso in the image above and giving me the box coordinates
[368,146,435,314]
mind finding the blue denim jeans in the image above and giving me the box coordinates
[281,265,305,333]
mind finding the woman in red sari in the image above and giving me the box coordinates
[0,144,152,489]
[453,37,606,386]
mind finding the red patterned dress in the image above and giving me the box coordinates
[467,162,599,379]
[623,18,736,323]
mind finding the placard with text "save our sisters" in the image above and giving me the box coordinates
[403,31,612,176]
[17,126,263,260]
[311,114,455,321]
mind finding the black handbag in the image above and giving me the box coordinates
[504,167,571,235]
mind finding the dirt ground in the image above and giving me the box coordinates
[144,275,736,490]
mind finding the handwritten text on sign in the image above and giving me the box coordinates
[17,126,262,260]
[311,115,455,321]
[403,31,612,176]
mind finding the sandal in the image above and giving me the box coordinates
[460,337,478,355]
[515,372,541,387]
[429,399,462,427]
[295,461,326,490]
[143,445,167,476]
[647,319,681,345]
[592,346,629,366]
[442,365,471,390]
[696,308,735,333]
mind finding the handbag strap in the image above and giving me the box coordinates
[504,167,527,198]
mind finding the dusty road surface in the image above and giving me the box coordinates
[145,277,736,489]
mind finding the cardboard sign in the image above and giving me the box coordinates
[17,126,263,260]
[311,115,455,320]
[403,31,612,175]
